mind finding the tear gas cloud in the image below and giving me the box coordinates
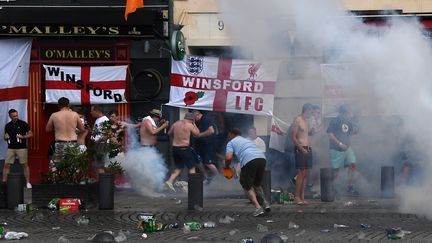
[220,0,432,218]
[119,125,168,198]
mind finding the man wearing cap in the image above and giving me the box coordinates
[164,112,200,192]
[140,109,169,147]
[327,104,360,195]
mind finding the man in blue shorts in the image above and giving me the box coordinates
[224,128,270,217]
[164,112,201,192]
[327,104,359,195]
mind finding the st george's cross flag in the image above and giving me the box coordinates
[167,55,280,116]
[0,38,32,160]
[44,65,128,105]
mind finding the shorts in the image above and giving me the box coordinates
[195,143,215,164]
[295,146,312,170]
[330,147,356,169]
[239,158,266,191]
[173,146,196,169]
[5,149,28,164]
[53,141,78,164]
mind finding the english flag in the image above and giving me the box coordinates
[125,0,144,20]
[168,55,280,116]
[44,65,128,105]
[0,38,32,160]
[269,116,290,153]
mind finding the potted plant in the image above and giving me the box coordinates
[32,120,125,208]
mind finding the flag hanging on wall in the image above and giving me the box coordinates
[167,55,280,116]
[269,116,290,153]
[43,65,128,105]
[125,0,144,21]
[0,38,32,160]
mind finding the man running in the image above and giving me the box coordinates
[164,112,200,192]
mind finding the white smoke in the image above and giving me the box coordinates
[121,127,168,198]
[220,0,432,218]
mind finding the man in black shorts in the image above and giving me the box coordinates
[164,112,201,192]
[291,103,314,204]
[224,128,270,217]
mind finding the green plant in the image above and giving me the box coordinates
[42,145,91,184]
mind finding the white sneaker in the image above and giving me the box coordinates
[164,181,176,192]
[26,182,32,189]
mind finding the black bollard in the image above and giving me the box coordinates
[188,173,203,210]
[320,168,335,202]
[99,173,114,210]
[381,166,395,198]
[6,173,23,210]
[260,170,271,204]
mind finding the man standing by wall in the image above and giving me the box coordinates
[327,104,359,195]
[140,109,169,147]
[193,110,219,184]
[46,97,85,170]
[291,103,314,204]
[224,128,270,217]
[3,109,33,188]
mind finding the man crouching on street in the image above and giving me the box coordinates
[224,128,270,217]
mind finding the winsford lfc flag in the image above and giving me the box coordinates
[168,55,280,116]
[0,38,32,160]
[44,65,128,105]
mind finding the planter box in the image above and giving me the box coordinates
[32,183,98,208]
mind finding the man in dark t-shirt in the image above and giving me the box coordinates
[3,109,33,188]
[327,104,359,195]
[193,110,219,184]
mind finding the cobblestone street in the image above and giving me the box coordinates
[1,189,432,243]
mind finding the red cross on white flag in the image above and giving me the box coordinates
[44,65,128,105]
[168,55,280,116]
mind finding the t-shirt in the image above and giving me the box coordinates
[91,115,109,141]
[4,119,30,149]
[326,116,354,150]
[248,137,266,153]
[226,136,266,168]
[196,115,216,144]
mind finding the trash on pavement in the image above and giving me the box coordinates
[186,236,200,240]
[295,229,306,237]
[280,234,288,242]
[184,222,201,231]
[266,220,274,223]
[48,198,60,210]
[175,200,182,205]
[344,201,354,207]
[229,229,239,236]
[219,215,235,224]
[386,227,411,240]
[114,230,127,242]
[76,215,90,226]
[256,224,269,232]
[241,237,254,243]
[140,233,148,239]
[58,235,71,243]
[137,213,155,222]
[334,224,349,229]
[203,221,216,228]
[52,227,61,230]
[360,223,371,229]
[288,222,299,229]
[168,223,179,229]
[4,231,29,240]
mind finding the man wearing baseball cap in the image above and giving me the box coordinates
[140,108,169,147]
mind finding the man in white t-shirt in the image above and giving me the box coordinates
[90,105,109,176]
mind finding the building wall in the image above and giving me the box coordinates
[342,0,432,12]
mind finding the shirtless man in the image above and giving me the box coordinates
[291,103,314,204]
[164,112,200,192]
[108,110,139,144]
[140,109,169,147]
[46,97,85,166]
